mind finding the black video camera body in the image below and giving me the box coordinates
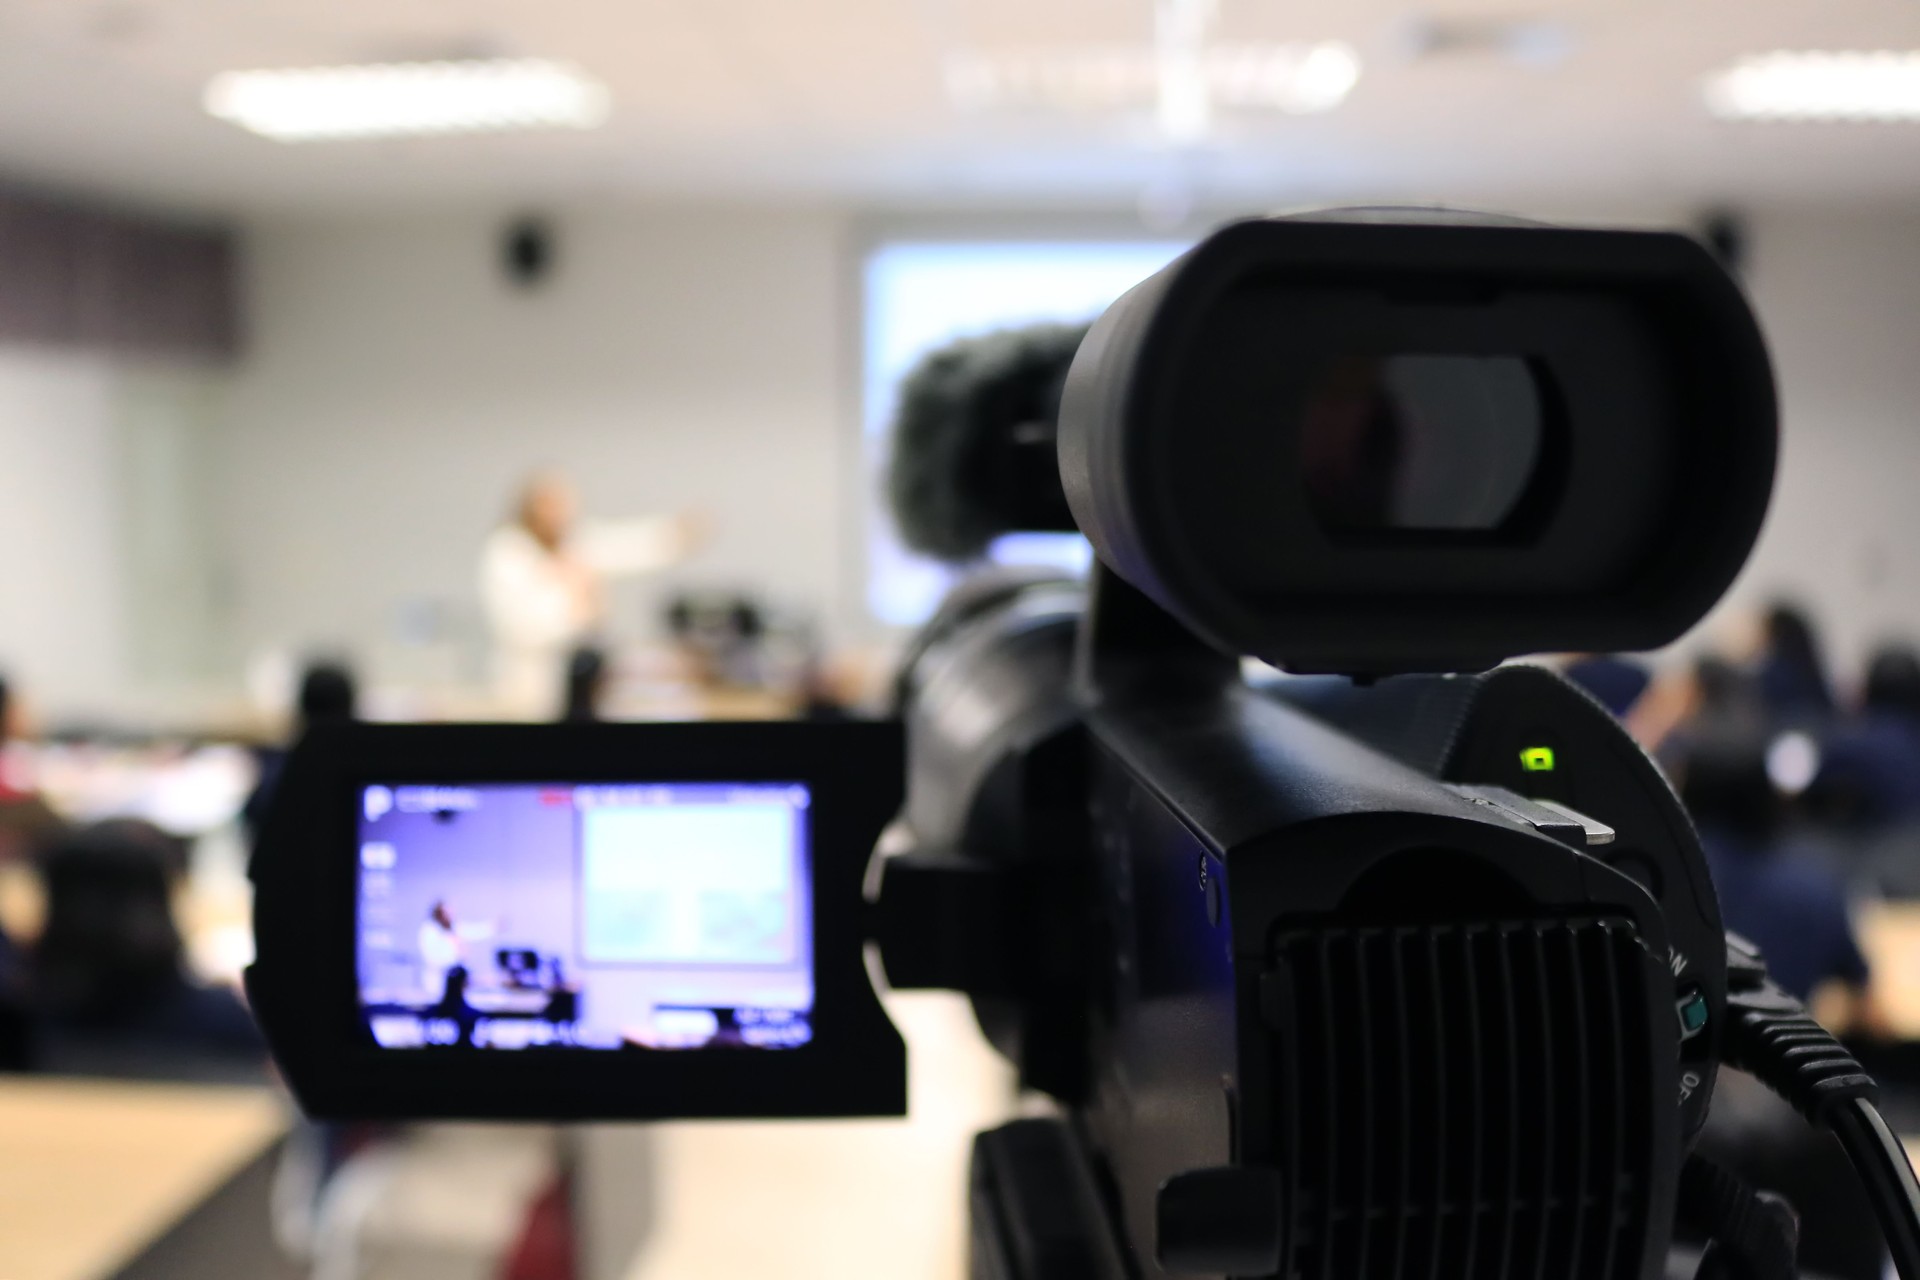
[251,216,1795,1279]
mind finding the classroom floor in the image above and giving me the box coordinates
[620,992,1017,1280]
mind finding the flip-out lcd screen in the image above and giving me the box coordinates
[356,782,812,1051]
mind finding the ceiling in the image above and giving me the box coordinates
[3,0,1920,217]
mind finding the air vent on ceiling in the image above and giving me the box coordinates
[1397,16,1574,68]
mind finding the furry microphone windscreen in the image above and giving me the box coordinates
[885,322,1090,564]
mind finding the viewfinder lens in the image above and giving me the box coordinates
[1301,354,1546,536]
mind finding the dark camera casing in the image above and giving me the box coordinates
[247,720,906,1121]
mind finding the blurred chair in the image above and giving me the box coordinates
[297,1124,569,1280]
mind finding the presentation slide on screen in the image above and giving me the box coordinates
[355,781,813,1051]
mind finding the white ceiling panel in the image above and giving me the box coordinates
[2,0,1920,213]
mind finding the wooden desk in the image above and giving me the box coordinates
[0,1077,289,1280]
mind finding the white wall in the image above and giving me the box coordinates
[205,201,1920,698]
[215,206,856,687]
[0,348,128,716]
[0,201,1907,720]
[1700,208,1920,684]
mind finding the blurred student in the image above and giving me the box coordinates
[1560,653,1652,719]
[1680,739,1885,1031]
[0,674,63,865]
[1630,653,1768,760]
[296,661,358,725]
[480,471,704,718]
[1809,643,1920,831]
[31,819,265,1079]
[560,646,608,723]
[1864,644,1920,725]
[1754,601,1836,723]
[0,918,28,1070]
[243,660,357,843]
[0,672,62,1066]
[1687,732,1894,1280]
[799,643,871,723]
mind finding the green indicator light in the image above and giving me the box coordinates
[1519,746,1557,773]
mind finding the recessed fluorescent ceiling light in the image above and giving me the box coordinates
[947,42,1360,115]
[1705,51,1920,122]
[204,59,609,141]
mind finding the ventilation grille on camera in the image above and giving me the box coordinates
[1269,917,1656,1280]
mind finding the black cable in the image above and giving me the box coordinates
[1719,940,1920,1280]
[1827,1096,1920,1280]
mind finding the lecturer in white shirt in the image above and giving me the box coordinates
[479,471,701,718]
[418,900,464,1003]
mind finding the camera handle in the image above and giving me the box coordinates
[1676,1152,1798,1280]
[970,1118,1132,1280]
[1073,562,1236,703]
[870,851,1023,997]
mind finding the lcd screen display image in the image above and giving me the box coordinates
[356,782,813,1051]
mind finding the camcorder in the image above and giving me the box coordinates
[251,215,1920,1279]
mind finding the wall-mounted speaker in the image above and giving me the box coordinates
[1700,210,1746,278]
[503,216,555,288]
